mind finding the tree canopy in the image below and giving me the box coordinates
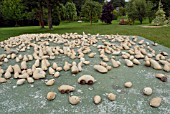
[65,2,77,21]
[1,0,24,26]
[126,0,147,24]
[81,0,102,25]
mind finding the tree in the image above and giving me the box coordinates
[93,0,105,3]
[81,0,102,25]
[146,1,156,23]
[0,0,3,26]
[126,0,138,24]
[126,0,147,24]
[135,0,147,24]
[100,2,114,24]
[111,0,125,8]
[149,0,170,17]
[52,5,61,25]
[73,0,85,16]
[152,0,167,25]
[58,3,66,20]
[22,0,45,28]
[45,0,53,30]
[1,0,24,26]
[65,2,77,21]
[118,6,126,16]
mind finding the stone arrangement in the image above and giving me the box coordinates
[0,33,169,108]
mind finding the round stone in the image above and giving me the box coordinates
[124,82,133,88]
[150,97,162,108]
[143,87,152,96]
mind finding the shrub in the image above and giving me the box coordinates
[119,18,129,25]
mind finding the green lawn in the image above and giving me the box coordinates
[0,21,170,48]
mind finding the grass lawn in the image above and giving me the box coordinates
[0,20,170,48]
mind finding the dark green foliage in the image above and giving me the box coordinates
[52,6,60,25]
[81,0,102,25]
[1,0,24,26]
[112,10,118,20]
[146,1,156,23]
[118,6,126,16]
[126,0,147,24]
[73,0,85,16]
[110,0,125,8]
[65,2,77,21]
[126,0,138,24]
[58,4,66,20]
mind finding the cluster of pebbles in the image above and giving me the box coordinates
[0,33,169,107]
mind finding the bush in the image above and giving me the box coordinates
[119,19,129,25]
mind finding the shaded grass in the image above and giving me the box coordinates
[0,21,170,47]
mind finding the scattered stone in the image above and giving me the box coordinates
[93,95,102,104]
[58,85,75,94]
[94,65,108,73]
[47,92,56,101]
[69,96,80,105]
[46,79,55,86]
[107,93,116,101]
[78,75,96,85]
[155,74,167,82]
[17,79,26,85]
[124,82,133,88]
[150,97,162,108]
[143,87,152,96]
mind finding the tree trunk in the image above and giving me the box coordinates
[46,0,53,30]
[15,21,18,27]
[139,16,143,24]
[149,17,152,23]
[39,2,44,28]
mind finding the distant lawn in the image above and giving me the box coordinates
[0,21,170,48]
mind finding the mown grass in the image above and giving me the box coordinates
[0,21,170,48]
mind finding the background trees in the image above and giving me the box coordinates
[150,0,170,17]
[126,0,147,24]
[1,0,24,26]
[22,0,45,28]
[0,0,170,27]
[101,2,114,24]
[81,0,102,25]
[65,2,77,21]
[146,1,155,23]
[152,0,167,25]
[110,0,125,8]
